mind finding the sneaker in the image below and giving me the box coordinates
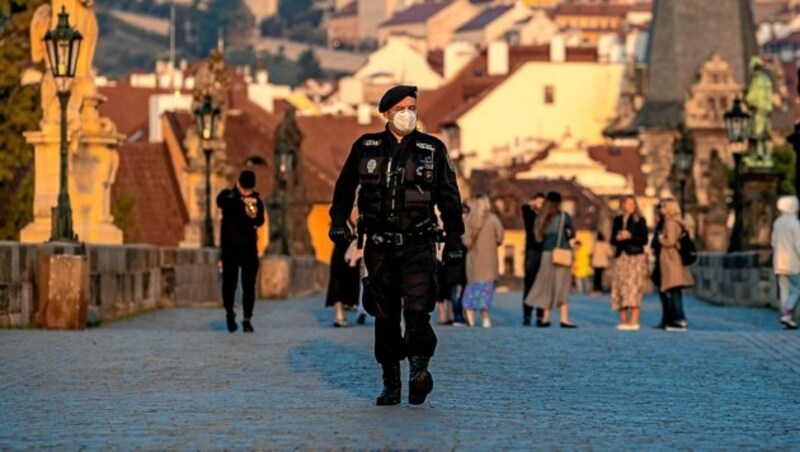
[628,324,640,331]
[616,323,631,331]
[482,318,492,328]
[451,321,466,327]
[780,315,798,330]
[242,320,254,333]
[665,323,687,332]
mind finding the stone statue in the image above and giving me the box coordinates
[267,108,314,256]
[744,56,774,167]
[704,150,728,221]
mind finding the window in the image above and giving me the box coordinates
[544,85,555,105]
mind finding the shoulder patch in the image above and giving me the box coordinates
[363,139,381,147]
[416,141,436,152]
[445,151,456,173]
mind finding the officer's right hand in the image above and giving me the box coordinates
[328,225,350,243]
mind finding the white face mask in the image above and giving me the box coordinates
[391,109,417,134]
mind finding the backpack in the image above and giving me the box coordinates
[678,228,697,266]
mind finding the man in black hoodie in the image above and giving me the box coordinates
[217,170,265,333]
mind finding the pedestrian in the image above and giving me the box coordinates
[590,232,613,296]
[650,199,672,329]
[771,195,800,330]
[656,198,694,331]
[328,85,464,406]
[610,195,648,331]
[524,191,578,328]
[572,240,592,294]
[461,194,505,328]
[217,170,266,333]
[521,192,545,325]
[326,207,361,327]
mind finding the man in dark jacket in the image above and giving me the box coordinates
[329,85,464,406]
[521,192,545,325]
[217,170,265,333]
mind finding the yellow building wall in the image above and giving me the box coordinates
[457,62,624,171]
[427,1,479,49]
[523,0,560,7]
[308,203,334,264]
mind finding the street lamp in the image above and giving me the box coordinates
[44,6,82,242]
[724,97,751,252]
[674,129,694,218]
[194,94,220,248]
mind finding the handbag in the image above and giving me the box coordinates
[551,212,573,267]
[678,227,698,266]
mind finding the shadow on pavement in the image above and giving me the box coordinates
[287,338,376,400]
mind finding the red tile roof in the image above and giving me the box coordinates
[98,84,173,137]
[588,144,645,195]
[111,142,189,246]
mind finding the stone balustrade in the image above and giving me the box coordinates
[690,251,778,309]
[0,242,221,328]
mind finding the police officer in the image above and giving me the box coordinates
[217,170,265,333]
[329,85,464,406]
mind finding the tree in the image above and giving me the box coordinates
[297,48,322,83]
[0,0,46,240]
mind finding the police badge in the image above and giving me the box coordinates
[367,159,377,174]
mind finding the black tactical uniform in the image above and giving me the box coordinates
[217,173,265,333]
[330,115,464,405]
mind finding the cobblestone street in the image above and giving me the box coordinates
[1,291,798,450]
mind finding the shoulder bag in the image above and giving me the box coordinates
[551,212,573,267]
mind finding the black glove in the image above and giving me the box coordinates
[328,224,351,243]
[443,238,463,264]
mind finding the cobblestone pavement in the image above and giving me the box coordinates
[1,291,799,450]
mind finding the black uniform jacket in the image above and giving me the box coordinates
[329,126,464,242]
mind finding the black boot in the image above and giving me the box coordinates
[376,362,401,406]
[408,356,433,405]
[226,313,237,333]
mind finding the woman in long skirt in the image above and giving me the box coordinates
[524,191,577,328]
[326,209,361,327]
[610,195,649,331]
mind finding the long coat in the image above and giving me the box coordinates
[657,215,695,292]
[463,213,504,283]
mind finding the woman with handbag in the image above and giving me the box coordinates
[610,195,649,331]
[656,198,694,331]
[524,191,578,328]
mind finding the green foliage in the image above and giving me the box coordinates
[773,145,796,196]
[278,0,315,27]
[111,195,136,235]
[0,0,46,240]
[297,48,322,83]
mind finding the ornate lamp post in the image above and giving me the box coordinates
[674,130,694,218]
[194,94,220,248]
[44,7,82,242]
[724,97,751,252]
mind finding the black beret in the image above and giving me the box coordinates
[546,191,562,203]
[239,170,256,189]
[378,85,418,113]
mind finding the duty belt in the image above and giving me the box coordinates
[369,231,432,247]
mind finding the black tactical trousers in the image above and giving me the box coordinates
[363,240,438,364]
[221,248,260,319]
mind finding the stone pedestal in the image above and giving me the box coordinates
[38,249,89,330]
[258,255,320,299]
[741,168,780,250]
[21,128,124,244]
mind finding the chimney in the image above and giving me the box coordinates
[256,70,269,85]
[444,41,478,80]
[357,103,372,126]
[487,40,509,76]
[550,35,565,63]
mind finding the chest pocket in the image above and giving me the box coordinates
[404,152,435,188]
[359,155,385,186]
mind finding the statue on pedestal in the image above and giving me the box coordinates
[21,0,124,244]
[744,57,774,167]
[267,108,314,256]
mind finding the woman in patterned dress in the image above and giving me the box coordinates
[610,195,649,331]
